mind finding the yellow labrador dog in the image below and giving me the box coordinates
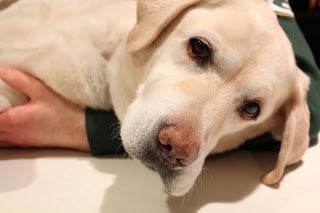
[0,0,310,196]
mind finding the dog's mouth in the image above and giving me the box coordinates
[121,115,203,196]
[127,144,200,196]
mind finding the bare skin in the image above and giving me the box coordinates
[0,67,89,151]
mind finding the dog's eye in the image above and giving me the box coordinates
[188,37,212,66]
[240,102,260,120]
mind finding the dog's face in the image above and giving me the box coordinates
[120,0,310,196]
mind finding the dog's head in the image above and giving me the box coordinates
[120,0,310,196]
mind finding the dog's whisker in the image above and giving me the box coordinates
[201,167,215,184]
[198,170,204,189]
[179,192,187,207]
[115,144,125,157]
[188,180,199,204]
[110,124,121,141]
[207,170,215,182]
[109,122,120,131]
[118,149,129,159]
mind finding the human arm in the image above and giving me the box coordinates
[0,67,124,155]
[0,67,89,151]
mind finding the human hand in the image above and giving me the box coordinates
[0,67,89,151]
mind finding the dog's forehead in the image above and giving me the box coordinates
[174,1,294,88]
[150,0,295,108]
[178,0,280,49]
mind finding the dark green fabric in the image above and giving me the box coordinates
[85,15,320,155]
[85,108,124,155]
[277,16,320,140]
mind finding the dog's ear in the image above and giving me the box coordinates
[0,0,18,10]
[263,68,310,185]
[126,0,203,52]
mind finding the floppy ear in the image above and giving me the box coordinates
[0,0,18,10]
[263,68,310,185]
[126,0,203,52]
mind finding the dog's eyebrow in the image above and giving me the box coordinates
[188,31,221,48]
[234,94,250,104]
[233,87,263,104]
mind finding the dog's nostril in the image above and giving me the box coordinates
[163,144,172,152]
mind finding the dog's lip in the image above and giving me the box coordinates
[137,148,185,172]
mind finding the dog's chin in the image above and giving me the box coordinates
[159,170,195,197]
[142,160,195,196]
[129,149,201,197]
[122,127,203,196]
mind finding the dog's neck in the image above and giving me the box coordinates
[107,43,150,122]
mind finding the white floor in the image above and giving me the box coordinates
[0,135,319,213]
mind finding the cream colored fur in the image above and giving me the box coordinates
[0,0,310,196]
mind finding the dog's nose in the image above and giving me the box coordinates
[157,125,199,167]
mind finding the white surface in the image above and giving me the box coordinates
[0,137,320,213]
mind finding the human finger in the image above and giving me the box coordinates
[0,105,33,130]
[0,67,45,98]
[0,141,17,148]
[0,107,19,131]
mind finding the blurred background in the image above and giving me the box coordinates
[291,0,320,66]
